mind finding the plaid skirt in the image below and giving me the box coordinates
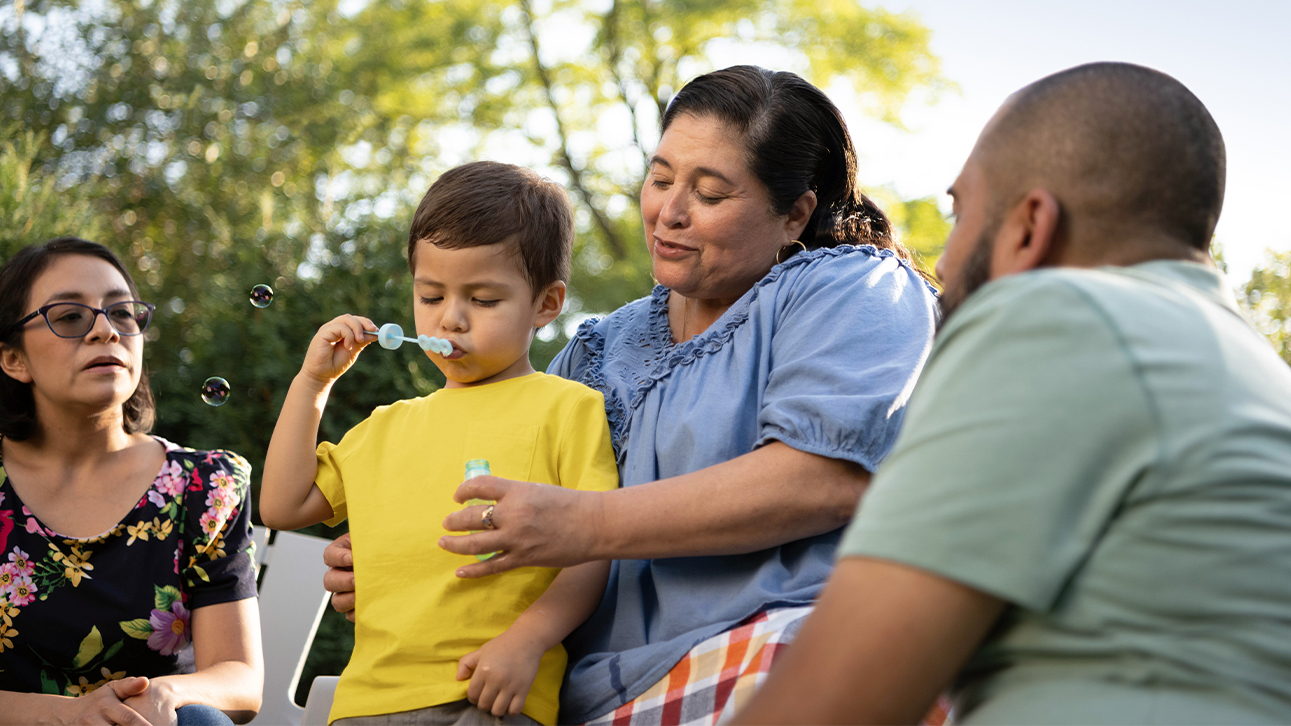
[582,606,952,726]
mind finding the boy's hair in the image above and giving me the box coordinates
[407,161,574,297]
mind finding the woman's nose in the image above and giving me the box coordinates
[85,310,120,343]
[658,188,689,229]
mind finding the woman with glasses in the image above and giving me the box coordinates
[0,238,262,726]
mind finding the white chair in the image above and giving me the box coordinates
[248,528,333,726]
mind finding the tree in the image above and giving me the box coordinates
[1242,248,1291,365]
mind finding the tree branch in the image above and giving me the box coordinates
[521,0,627,259]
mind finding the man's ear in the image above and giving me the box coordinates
[990,188,1061,278]
[533,280,566,328]
[0,343,32,384]
[784,190,818,241]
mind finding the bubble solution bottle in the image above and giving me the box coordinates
[464,459,497,561]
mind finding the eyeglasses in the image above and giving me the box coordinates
[11,301,155,339]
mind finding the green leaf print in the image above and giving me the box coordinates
[119,619,152,640]
[100,640,123,663]
[154,585,182,611]
[39,669,60,695]
[191,566,210,583]
[70,626,103,669]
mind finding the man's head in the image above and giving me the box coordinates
[406,162,573,388]
[937,62,1226,323]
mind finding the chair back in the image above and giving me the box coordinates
[248,528,332,726]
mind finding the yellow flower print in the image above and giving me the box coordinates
[126,521,152,545]
[0,622,16,652]
[153,518,174,539]
[59,551,94,587]
[1,601,18,627]
[66,676,99,696]
[100,666,126,682]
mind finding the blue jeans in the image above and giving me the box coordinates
[176,704,235,726]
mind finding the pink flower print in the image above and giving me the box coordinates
[173,542,182,575]
[21,507,40,535]
[203,451,219,464]
[204,488,236,518]
[187,470,203,493]
[0,564,16,595]
[197,511,223,539]
[8,574,36,606]
[147,490,167,509]
[7,548,33,576]
[0,510,11,553]
[154,461,186,498]
[147,600,191,656]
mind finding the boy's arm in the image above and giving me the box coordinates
[457,560,611,717]
[261,314,376,531]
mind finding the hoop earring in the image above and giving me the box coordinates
[776,240,807,265]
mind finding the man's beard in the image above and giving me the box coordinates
[937,225,996,332]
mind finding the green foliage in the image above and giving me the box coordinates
[1243,248,1291,365]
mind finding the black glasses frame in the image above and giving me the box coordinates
[10,301,156,339]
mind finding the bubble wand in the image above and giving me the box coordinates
[363,322,453,356]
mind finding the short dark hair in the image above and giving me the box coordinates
[407,161,574,297]
[0,237,156,440]
[980,62,1225,251]
[662,65,918,267]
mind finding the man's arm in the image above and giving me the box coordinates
[734,557,1005,725]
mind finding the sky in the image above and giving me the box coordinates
[740,0,1291,283]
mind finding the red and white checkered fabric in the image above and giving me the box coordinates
[582,606,952,726]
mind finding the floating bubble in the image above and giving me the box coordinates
[249,284,274,308]
[201,377,231,407]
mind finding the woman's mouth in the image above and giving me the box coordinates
[83,356,127,373]
[653,237,696,260]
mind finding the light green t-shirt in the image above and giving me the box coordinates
[841,260,1291,724]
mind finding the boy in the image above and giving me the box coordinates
[260,161,618,725]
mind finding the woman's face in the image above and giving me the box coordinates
[1,255,145,419]
[641,113,801,303]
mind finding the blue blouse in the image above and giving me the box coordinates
[548,245,938,721]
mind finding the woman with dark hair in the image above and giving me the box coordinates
[326,66,939,723]
[0,238,261,726]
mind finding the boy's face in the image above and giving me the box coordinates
[412,240,564,389]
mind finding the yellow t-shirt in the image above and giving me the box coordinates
[314,373,619,725]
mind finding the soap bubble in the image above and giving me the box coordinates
[249,284,274,308]
[201,377,231,407]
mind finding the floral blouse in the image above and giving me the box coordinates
[0,437,256,697]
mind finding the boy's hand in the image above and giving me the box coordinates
[302,314,378,385]
[455,632,547,718]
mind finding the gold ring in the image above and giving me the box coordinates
[481,505,496,530]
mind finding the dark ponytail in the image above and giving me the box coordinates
[662,65,915,265]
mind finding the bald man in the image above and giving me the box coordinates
[735,63,1291,724]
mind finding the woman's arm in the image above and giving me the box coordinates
[124,598,263,725]
[439,441,868,577]
[0,680,151,726]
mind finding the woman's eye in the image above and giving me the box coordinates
[696,191,722,204]
[54,310,83,323]
[650,178,673,189]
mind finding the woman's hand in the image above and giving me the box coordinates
[455,632,546,718]
[121,679,178,726]
[439,443,867,577]
[322,533,357,621]
[300,314,377,386]
[47,678,151,726]
[438,477,602,578]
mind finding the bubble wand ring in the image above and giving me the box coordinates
[362,322,453,356]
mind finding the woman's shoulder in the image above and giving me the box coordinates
[766,244,938,298]
[566,290,662,354]
[153,437,251,483]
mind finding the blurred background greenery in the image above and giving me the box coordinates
[2,0,1287,704]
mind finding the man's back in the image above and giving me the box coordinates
[842,260,1291,723]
